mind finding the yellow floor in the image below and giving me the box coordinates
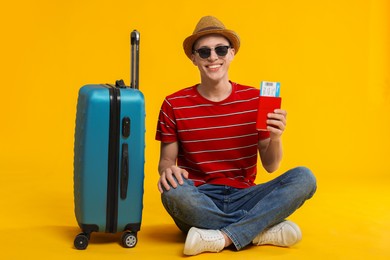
[1,167,389,260]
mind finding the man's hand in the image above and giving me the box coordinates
[266,109,287,140]
[258,109,286,173]
[158,165,189,194]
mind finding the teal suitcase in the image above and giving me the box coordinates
[73,30,145,250]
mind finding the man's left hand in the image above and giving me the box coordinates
[266,109,287,140]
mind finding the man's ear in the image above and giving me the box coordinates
[191,54,197,66]
[230,48,236,59]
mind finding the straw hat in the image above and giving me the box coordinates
[183,16,240,59]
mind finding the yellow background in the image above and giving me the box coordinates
[1,0,389,259]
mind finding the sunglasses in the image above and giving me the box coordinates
[193,45,231,59]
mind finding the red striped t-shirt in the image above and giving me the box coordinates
[155,82,270,188]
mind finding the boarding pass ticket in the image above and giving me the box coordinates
[260,81,280,97]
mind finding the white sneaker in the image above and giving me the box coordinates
[252,220,302,247]
[183,227,225,256]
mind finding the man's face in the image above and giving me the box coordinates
[191,34,235,83]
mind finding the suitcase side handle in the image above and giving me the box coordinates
[130,30,140,89]
[120,143,129,199]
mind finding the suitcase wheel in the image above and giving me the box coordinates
[74,233,89,250]
[121,231,137,248]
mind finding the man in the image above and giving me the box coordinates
[155,16,316,256]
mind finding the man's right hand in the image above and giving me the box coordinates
[158,165,189,193]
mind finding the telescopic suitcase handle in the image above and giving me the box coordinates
[130,30,140,89]
[115,30,140,89]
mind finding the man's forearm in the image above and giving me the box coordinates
[261,138,283,173]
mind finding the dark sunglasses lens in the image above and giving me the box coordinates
[197,48,211,59]
[215,46,229,56]
[196,46,230,59]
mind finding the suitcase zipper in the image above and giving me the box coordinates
[105,84,121,233]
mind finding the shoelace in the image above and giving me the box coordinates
[198,232,224,251]
[257,225,283,244]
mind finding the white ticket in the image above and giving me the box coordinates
[260,81,280,97]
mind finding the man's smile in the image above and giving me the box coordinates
[206,64,223,70]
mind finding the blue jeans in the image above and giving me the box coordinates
[161,166,317,250]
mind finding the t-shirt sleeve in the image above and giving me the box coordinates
[155,98,178,143]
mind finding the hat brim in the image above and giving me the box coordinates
[183,29,240,59]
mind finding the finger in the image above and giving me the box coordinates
[160,174,172,191]
[166,172,178,189]
[267,119,286,131]
[171,166,189,184]
[170,166,184,185]
[268,112,286,120]
[182,169,189,179]
[273,109,287,117]
[175,174,184,185]
[267,125,283,136]
[269,110,287,124]
[267,115,286,126]
[267,114,286,128]
[157,181,164,194]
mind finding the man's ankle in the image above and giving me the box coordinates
[221,231,232,247]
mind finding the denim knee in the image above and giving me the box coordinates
[293,166,317,198]
[161,178,195,210]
